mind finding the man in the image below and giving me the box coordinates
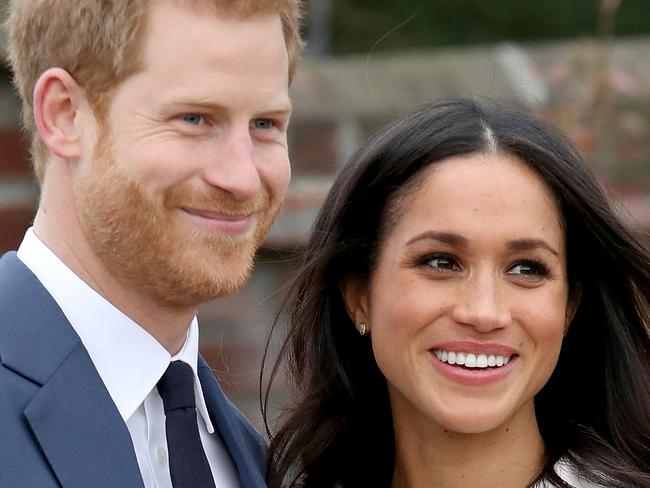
[0,1,302,487]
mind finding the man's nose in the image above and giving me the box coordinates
[201,127,262,200]
[451,272,511,332]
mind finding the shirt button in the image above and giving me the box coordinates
[156,446,167,465]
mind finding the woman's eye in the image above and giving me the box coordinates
[507,260,549,277]
[424,254,460,271]
[181,114,204,125]
[252,119,275,130]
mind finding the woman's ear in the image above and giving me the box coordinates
[565,283,583,334]
[33,67,85,160]
[339,278,370,333]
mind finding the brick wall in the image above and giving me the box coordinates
[1,40,650,430]
[0,68,37,253]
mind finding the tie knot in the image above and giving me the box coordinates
[157,361,196,413]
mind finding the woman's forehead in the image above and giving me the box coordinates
[381,152,565,251]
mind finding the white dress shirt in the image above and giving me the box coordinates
[17,229,240,488]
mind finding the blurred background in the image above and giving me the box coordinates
[1,0,649,429]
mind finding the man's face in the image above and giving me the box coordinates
[75,0,292,308]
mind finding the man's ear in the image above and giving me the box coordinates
[565,283,583,334]
[33,68,85,160]
[339,277,370,333]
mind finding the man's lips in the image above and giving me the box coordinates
[179,207,255,234]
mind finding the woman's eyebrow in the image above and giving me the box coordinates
[405,231,468,247]
[405,232,560,257]
[507,238,560,257]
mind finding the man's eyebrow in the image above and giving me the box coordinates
[261,99,293,114]
[163,96,224,109]
[507,238,560,257]
[163,97,293,114]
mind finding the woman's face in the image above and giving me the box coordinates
[347,152,576,435]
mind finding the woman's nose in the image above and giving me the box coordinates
[451,273,511,332]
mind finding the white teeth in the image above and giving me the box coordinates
[477,354,488,368]
[434,349,512,369]
[465,353,477,368]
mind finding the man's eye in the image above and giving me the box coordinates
[252,119,275,130]
[181,114,204,125]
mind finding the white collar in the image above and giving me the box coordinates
[16,228,215,434]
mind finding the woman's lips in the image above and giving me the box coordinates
[432,341,518,357]
[429,341,519,386]
[180,207,255,234]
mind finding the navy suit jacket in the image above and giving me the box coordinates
[0,252,268,488]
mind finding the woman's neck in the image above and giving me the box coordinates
[390,406,545,488]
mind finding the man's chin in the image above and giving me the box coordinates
[158,249,256,308]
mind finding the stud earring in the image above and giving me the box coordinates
[357,321,367,336]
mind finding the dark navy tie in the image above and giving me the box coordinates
[157,361,216,488]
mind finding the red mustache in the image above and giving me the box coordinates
[163,186,272,215]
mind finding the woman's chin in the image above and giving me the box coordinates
[434,413,508,436]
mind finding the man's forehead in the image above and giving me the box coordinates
[169,0,286,18]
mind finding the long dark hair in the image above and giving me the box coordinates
[263,99,650,488]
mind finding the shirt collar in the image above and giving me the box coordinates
[16,228,215,433]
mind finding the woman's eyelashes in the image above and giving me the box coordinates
[414,253,552,281]
[416,253,462,272]
[506,259,552,282]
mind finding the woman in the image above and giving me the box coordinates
[263,100,650,487]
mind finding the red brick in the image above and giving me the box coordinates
[0,128,31,177]
[0,206,36,253]
[289,120,337,175]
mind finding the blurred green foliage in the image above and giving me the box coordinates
[330,0,650,54]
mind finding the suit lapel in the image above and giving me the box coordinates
[24,343,144,488]
[198,360,267,488]
[0,253,144,488]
